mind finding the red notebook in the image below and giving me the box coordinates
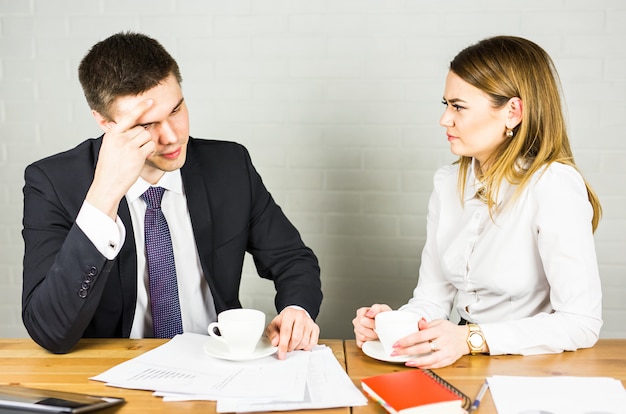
[361,369,471,414]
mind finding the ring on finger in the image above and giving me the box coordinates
[429,340,439,352]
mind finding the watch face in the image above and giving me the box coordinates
[469,332,483,348]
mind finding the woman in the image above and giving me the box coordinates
[352,36,603,369]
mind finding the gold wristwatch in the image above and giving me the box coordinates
[467,323,486,355]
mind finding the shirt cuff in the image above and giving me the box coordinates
[75,201,125,260]
[286,305,311,319]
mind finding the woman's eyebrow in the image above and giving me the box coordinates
[443,97,467,103]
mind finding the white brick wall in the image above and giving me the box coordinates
[1,0,625,340]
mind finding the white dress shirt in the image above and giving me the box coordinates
[76,170,217,338]
[399,160,603,355]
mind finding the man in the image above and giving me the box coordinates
[21,32,322,356]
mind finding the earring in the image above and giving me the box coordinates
[506,128,514,138]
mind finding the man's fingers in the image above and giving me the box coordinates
[303,323,320,351]
[265,323,281,348]
[109,99,154,133]
[276,320,293,359]
[138,138,156,158]
[286,321,306,351]
[269,308,320,359]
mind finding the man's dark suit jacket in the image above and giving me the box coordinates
[22,137,322,354]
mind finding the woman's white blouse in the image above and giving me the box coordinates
[399,161,602,355]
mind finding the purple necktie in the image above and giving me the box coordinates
[141,186,183,338]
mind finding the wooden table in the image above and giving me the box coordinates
[345,339,626,414]
[2,338,625,413]
[0,338,348,414]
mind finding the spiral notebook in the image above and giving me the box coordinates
[361,369,471,414]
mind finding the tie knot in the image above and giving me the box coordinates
[141,186,166,209]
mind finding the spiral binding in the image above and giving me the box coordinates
[422,369,472,411]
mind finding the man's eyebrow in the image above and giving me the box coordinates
[172,97,184,112]
[133,97,185,128]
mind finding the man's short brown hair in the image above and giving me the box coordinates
[78,31,182,120]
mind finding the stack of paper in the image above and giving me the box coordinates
[91,333,367,412]
[487,375,626,414]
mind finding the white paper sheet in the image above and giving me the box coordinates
[215,346,368,412]
[487,375,626,414]
[90,333,308,400]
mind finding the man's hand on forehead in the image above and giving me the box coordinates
[86,98,159,219]
[106,98,154,132]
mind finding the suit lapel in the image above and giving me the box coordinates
[181,144,222,309]
[183,172,214,254]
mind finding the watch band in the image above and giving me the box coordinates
[467,323,486,355]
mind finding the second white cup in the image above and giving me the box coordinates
[208,308,266,356]
[374,310,421,355]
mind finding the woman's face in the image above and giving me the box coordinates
[439,71,509,169]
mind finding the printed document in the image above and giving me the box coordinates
[90,332,367,411]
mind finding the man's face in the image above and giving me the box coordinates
[109,74,190,182]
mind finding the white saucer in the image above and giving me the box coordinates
[203,336,278,361]
[362,340,413,363]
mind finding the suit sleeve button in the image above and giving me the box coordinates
[78,288,88,298]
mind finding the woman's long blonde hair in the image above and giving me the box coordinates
[450,36,601,232]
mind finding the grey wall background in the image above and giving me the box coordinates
[1,0,625,340]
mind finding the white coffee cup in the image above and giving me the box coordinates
[374,310,421,355]
[208,308,266,356]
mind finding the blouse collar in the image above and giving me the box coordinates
[464,158,507,206]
